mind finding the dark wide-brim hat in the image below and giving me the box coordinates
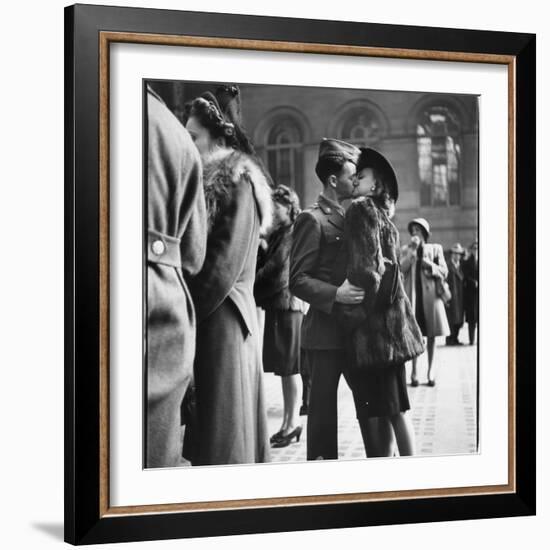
[408,217,431,240]
[317,138,361,165]
[357,147,399,202]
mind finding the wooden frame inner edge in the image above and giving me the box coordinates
[98,31,517,517]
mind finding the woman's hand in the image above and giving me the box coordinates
[421,258,433,269]
[409,235,421,250]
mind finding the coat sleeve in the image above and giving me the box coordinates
[289,211,338,314]
[179,192,207,277]
[189,177,255,322]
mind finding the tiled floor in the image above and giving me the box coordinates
[265,330,478,463]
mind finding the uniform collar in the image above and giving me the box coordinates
[317,194,345,230]
[318,193,344,216]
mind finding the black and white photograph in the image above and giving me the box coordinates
[144,79,479,469]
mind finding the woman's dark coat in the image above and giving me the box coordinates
[254,224,304,311]
[146,88,207,468]
[335,197,424,369]
[190,149,272,466]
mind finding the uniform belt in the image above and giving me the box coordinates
[147,229,182,267]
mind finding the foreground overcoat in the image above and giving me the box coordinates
[146,88,207,468]
[401,241,450,337]
[190,149,272,466]
[446,259,465,327]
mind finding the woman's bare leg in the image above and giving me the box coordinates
[390,412,416,456]
[426,337,436,383]
[281,374,302,434]
[359,417,394,457]
[411,357,419,384]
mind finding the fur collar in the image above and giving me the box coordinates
[203,149,273,236]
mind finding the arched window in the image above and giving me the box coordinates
[338,106,383,146]
[264,116,303,191]
[417,105,462,207]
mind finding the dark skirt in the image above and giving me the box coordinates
[262,309,303,377]
[347,363,410,419]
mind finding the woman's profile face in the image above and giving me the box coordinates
[354,167,380,198]
[273,201,291,228]
[186,115,217,158]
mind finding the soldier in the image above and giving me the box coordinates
[289,138,365,460]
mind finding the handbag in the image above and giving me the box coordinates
[376,259,399,309]
[434,276,452,305]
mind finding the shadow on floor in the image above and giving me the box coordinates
[31,522,64,542]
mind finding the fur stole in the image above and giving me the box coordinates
[202,148,273,236]
[335,197,425,370]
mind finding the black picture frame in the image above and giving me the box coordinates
[65,3,536,545]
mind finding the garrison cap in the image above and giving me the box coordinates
[317,138,360,164]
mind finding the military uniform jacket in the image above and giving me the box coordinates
[290,194,346,350]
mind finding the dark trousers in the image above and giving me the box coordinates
[306,348,362,460]
[468,321,477,345]
[447,323,463,344]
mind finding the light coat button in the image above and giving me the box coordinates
[151,240,165,255]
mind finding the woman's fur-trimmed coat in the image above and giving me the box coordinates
[335,197,424,370]
[189,148,273,465]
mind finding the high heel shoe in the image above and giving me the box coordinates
[270,430,284,443]
[272,426,303,448]
[410,376,419,387]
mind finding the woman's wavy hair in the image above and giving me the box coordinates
[273,184,301,224]
[369,166,395,214]
[182,85,255,155]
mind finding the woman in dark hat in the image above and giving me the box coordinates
[334,147,424,457]
[184,85,273,465]
[254,185,307,448]
[401,218,450,386]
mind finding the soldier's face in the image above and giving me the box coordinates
[334,161,357,202]
[186,115,218,159]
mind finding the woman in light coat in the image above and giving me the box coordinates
[401,218,450,386]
